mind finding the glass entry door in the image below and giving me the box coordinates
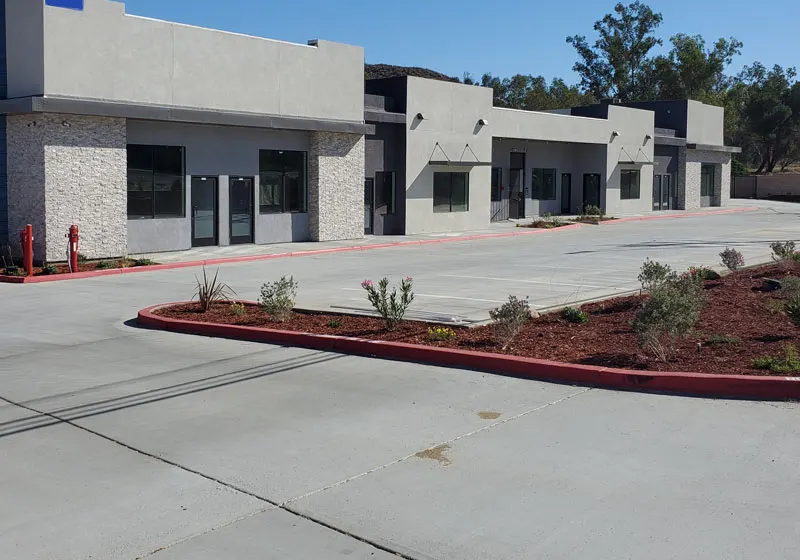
[653,175,672,211]
[583,174,601,211]
[701,164,715,207]
[230,177,254,245]
[561,173,572,214]
[191,177,218,247]
[364,178,374,234]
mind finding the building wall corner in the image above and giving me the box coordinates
[7,113,127,262]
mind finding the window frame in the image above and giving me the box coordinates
[620,169,641,200]
[127,144,186,219]
[433,171,470,213]
[258,149,308,214]
[532,168,557,200]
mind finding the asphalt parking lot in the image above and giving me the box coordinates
[1,200,799,559]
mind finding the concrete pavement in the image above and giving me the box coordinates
[1,200,799,559]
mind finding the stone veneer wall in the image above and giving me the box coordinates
[308,132,365,242]
[7,113,127,262]
[677,148,732,210]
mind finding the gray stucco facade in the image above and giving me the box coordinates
[0,0,739,261]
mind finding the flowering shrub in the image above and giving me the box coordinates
[361,277,415,330]
[719,248,745,271]
[259,276,298,322]
[686,266,721,281]
[427,326,457,342]
[771,241,796,262]
[230,302,246,316]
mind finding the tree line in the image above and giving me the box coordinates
[461,1,800,174]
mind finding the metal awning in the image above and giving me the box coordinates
[618,147,653,165]
[428,142,492,167]
[687,143,742,154]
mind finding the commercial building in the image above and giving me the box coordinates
[0,0,740,261]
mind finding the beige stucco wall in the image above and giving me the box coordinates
[404,78,493,234]
[33,0,363,122]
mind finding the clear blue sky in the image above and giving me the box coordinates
[123,0,798,82]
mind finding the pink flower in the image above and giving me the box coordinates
[405,276,413,282]
[361,279,373,289]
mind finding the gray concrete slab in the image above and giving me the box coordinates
[0,422,265,560]
[1,201,799,559]
[148,507,400,560]
[71,352,583,502]
[289,390,800,560]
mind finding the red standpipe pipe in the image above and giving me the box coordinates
[68,224,79,273]
[20,224,33,277]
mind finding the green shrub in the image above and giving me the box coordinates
[780,277,800,296]
[260,276,299,322]
[361,277,415,330]
[41,264,59,275]
[771,241,796,262]
[328,319,342,328]
[753,345,800,373]
[134,258,156,267]
[785,295,800,328]
[427,326,457,342]
[583,204,603,217]
[194,267,236,312]
[632,272,706,362]
[489,296,531,350]
[638,259,673,293]
[76,252,88,264]
[719,248,745,271]
[95,261,116,270]
[561,306,588,324]
[230,302,246,316]
[705,334,740,346]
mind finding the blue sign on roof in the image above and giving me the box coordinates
[45,0,84,10]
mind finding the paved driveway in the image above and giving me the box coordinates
[1,201,799,559]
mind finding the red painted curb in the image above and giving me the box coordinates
[137,303,800,401]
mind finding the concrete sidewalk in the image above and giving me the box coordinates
[132,203,759,265]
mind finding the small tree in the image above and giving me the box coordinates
[638,259,673,293]
[489,296,532,350]
[632,272,706,362]
[361,277,415,330]
[719,248,745,271]
[259,276,298,322]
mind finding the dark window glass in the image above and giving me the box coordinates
[375,171,396,214]
[491,167,502,202]
[620,169,640,199]
[127,145,185,218]
[532,168,557,200]
[259,150,307,213]
[701,164,715,197]
[433,172,470,213]
[433,172,451,213]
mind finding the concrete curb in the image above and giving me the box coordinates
[137,303,800,401]
[0,207,758,284]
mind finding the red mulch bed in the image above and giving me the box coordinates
[517,220,571,229]
[2,259,156,277]
[154,262,800,376]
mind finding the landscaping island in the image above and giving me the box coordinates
[151,262,800,377]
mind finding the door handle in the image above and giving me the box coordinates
[192,206,198,218]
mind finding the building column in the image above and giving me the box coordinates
[308,132,365,242]
[7,113,127,262]
[714,156,732,207]
[678,147,702,211]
